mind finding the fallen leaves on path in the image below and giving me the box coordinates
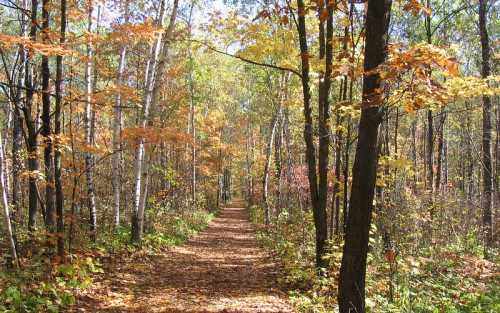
[71,206,294,313]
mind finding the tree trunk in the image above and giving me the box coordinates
[25,0,39,233]
[479,0,493,256]
[41,0,55,234]
[132,0,179,242]
[245,118,254,206]
[338,1,392,312]
[263,112,278,225]
[435,112,446,192]
[274,101,284,215]
[11,0,27,235]
[425,0,434,195]
[332,78,346,237]
[426,110,434,192]
[54,0,67,259]
[84,2,98,242]
[0,131,18,267]
[411,119,418,191]
[112,0,130,229]
[295,0,331,269]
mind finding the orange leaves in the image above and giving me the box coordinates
[0,34,72,56]
[379,43,461,111]
[92,84,141,108]
[109,22,163,44]
[383,43,458,78]
[252,10,271,22]
[402,0,432,16]
[122,127,192,146]
[319,9,329,22]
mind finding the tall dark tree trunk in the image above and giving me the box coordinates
[411,119,418,191]
[25,0,39,233]
[435,112,446,192]
[333,111,343,237]
[54,0,67,259]
[425,0,434,195]
[479,0,493,257]
[41,0,55,232]
[295,0,332,269]
[333,77,348,237]
[343,114,351,235]
[338,1,392,312]
[426,111,434,192]
[296,0,324,268]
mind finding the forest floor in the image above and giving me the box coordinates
[71,203,294,313]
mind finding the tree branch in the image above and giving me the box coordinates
[191,39,302,78]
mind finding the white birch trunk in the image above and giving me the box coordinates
[113,0,130,229]
[0,130,18,267]
[132,0,167,241]
[84,2,98,241]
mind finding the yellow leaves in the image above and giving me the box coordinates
[377,156,414,187]
[339,16,350,28]
[0,34,72,56]
[444,76,500,99]
[21,170,45,181]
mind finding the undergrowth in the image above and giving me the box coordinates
[0,256,101,313]
[249,205,499,313]
[0,204,216,313]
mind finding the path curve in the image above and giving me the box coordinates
[73,204,294,313]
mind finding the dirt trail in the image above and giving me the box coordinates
[73,203,294,313]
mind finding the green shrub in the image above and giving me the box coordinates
[0,257,102,313]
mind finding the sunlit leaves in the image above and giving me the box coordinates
[379,43,462,111]
[0,34,73,56]
[108,22,162,44]
[122,127,192,146]
[401,0,432,16]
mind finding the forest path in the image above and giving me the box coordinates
[73,201,294,313]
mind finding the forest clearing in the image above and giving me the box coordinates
[0,0,499,312]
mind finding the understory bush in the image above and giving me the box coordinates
[0,204,216,312]
[249,205,499,313]
[0,257,101,313]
